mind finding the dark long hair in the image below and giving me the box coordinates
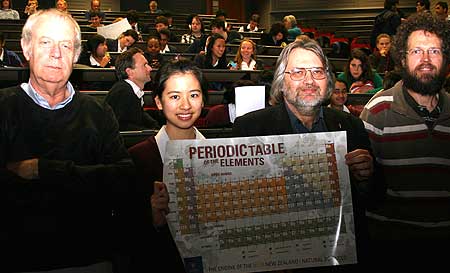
[344,48,374,83]
[204,33,227,69]
[153,58,208,103]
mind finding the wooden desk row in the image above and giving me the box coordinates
[79,89,226,107]
[1,52,347,86]
[4,38,283,56]
[0,28,262,43]
[0,67,264,90]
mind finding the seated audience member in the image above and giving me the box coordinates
[144,36,163,69]
[259,22,288,47]
[126,9,144,41]
[147,0,162,14]
[328,79,350,113]
[84,0,105,21]
[148,15,179,42]
[106,29,138,53]
[194,34,228,91]
[23,0,38,18]
[205,79,256,128]
[159,29,178,53]
[283,14,302,42]
[239,13,261,32]
[127,59,207,272]
[0,31,23,67]
[369,33,396,73]
[77,34,113,68]
[0,0,19,19]
[87,11,104,29]
[162,11,174,28]
[209,18,242,45]
[338,48,383,94]
[416,0,431,13]
[105,47,159,131]
[434,1,449,20]
[230,38,263,70]
[215,8,231,31]
[181,15,206,44]
[194,33,227,69]
[55,0,67,13]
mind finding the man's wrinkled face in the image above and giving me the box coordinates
[283,48,328,112]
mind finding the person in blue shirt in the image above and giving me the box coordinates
[283,15,302,42]
[0,31,23,67]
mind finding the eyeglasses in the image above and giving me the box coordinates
[284,67,327,81]
[407,48,442,57]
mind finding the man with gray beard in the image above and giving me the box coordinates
[360,12,450,271]
[233,39,381,272]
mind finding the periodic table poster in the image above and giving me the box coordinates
[163,132,357,273]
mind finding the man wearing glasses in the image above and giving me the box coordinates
[233,38,379,271]
[360,12,450,270]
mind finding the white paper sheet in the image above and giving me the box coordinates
[97,18,132,39]
[235,85,266,117]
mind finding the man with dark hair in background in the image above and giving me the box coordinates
[370,0,404,49]
[106,29,138,53]
[415,0,431,13]
[126,9,144,41]
[105,47,159,131]
[435,1,449,20]
[360,12,450,271]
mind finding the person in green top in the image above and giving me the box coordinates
[337,48,384,94]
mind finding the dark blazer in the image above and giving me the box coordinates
[0,49,23,67]
[259,33,287,47]
[105,81,159,131]
[185,35,208,53]
[233,102,385,270]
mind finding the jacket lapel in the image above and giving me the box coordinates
[323,107,343,132]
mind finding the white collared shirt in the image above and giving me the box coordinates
[89,55,101,66]
[118,40,126,53]
[124,79,145,106]
[155,125,205,163]
[238,24,259,32]
[160,44,170,53]
[21,81,75,110]
[240,59,256,70]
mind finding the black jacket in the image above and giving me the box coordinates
[105,80,159,131]
[0,86,138,272]
[233,102,385,270]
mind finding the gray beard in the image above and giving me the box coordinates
[285,95,323,116]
